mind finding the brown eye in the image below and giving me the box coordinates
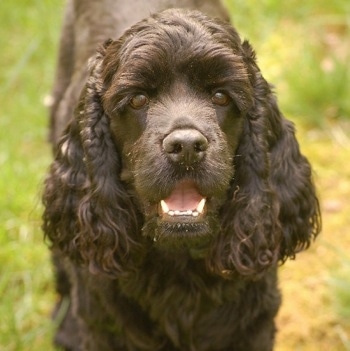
[130,94,148,109]
[212,92,230,106]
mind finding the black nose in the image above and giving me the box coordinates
[162,129,208,165]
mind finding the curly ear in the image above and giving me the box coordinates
[209,108,282,278]
[208,41,320,278]
[268,119,321,261]
[43,40,142,276]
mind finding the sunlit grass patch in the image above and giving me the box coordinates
[225,0,350,127]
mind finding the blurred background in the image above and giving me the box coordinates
[0,0,349,349]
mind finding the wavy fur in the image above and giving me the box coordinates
[43,7,321,351]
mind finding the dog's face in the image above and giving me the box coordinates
[100,11,254,250]
[44,10,320,277]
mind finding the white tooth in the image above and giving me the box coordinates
[187,210,193,216]
[192,211,199,217]
[160,200,169,213]
[168,210,175,216]
[196,198,206,214]
[174,210,181,216]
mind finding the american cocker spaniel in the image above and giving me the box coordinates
[43,1,321,350]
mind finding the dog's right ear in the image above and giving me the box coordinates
[43,39,143,276]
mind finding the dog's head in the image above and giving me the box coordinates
[100,10,254,250]
[43,9,320,278]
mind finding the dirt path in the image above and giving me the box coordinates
[276,125,350,350]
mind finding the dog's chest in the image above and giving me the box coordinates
[118,261,244,346]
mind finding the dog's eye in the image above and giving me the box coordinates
[129,94,149,109]
[212,92,230,106]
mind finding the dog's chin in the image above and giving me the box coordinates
[142,212,218,257]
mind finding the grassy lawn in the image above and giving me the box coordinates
[0,1,349,350]
[0,1,63,349]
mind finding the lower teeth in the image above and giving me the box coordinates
[167,210,199,217]
[159,199,206,218]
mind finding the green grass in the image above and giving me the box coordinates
[0,1,349,350]
[333,269,350,325]
[225,0,350,127]
[328,247,350,351]
[0,1,63,350]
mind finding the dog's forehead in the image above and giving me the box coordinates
[102,11,253,113]
[117,11,242,68]
[114,19,248,89]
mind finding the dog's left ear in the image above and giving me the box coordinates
[209,40,321,278]
[267,109,321,262]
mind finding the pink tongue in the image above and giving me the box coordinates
[164,181,203,211]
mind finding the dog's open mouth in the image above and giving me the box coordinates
[147,180,213,248]
[158,180,206,221]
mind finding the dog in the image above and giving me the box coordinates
[43,2,321,350]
